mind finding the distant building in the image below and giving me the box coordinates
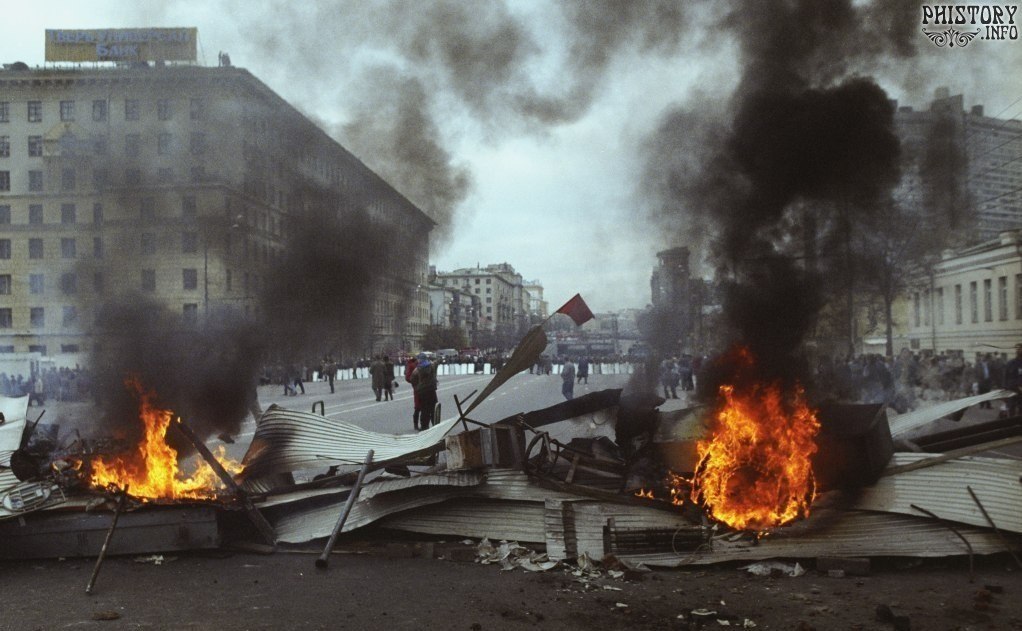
[894,87,1022,242]
[427,283,480,342]
[433,263,529,334]
[903,230,1022,356]
[523,279,547,320]
[0,56,432,357]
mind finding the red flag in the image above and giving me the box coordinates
[555,294,595,326]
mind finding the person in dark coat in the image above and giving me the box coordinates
[410,353,438,429]
[369,355,386,401]
[382,355,395,401]
[405,356,421,430]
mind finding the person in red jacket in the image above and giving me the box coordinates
[404,356,421,430]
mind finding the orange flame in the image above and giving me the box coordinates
[90,378,243,501]
[689,383,819,532]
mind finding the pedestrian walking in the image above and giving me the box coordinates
[660,358,678,399]
[405,355,422,430]
[369,355,386,401]
[410,353,438,429]
[577,357,589,385]
[561,358,576,400]
[383,355,395,401]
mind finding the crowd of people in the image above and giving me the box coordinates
[0,366,92,406]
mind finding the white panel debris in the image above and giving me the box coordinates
[888,390,1013,437]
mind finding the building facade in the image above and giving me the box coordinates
[0,60,432,358]
[894,87,1022,242]
[904,231,1022,356]
[433,263,530,334]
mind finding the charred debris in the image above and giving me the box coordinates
[1,371,1021,574]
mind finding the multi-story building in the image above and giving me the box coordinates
[0,34,432,358]
[522,279,547,320]
[426,282,480,343]
[903,230,1022,356]
[433,263,529,334]
[894,87,1022,242]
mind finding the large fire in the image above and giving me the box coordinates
[689,382,820,532]
[90,379,243,501]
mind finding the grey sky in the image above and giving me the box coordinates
[3,1,1020,311]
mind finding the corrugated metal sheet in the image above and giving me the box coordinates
[618,511,1022,567]
[272,486,470,543]
[853,453,1022,533]
[889,390,1013,437]
[239,404,463,480]
[379,498,547,542]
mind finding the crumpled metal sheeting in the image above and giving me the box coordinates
[358,471,484,500]
[888,390,1013,437]
[618,510,1022,568]
[238,404,462,480]
[856,453,1022,533]
[272,485,470,544]
[379,498,548,542]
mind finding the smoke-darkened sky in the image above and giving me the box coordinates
[3,0,1020,310]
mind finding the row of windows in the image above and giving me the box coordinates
[0,232,201,259]
[913,274,1022,327]
[0,304,200,329]
[0,199,198,225]
[0,99,205,124]
[0,166,207,191]
[0,133,207,159]
[0,269,261,296]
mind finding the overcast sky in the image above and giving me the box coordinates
[2,1,1020,312]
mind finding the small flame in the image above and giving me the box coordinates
[634,488,656,500]
[90,377,243,500]
[689,382,819,532]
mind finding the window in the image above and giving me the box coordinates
[141,269,156,291]
[183,268,198,290]
[61,344,80,353]
[125,169,141,185]
[0,205,9,224]
[92,99,107,122]
[93,271,104,293]
[28,135,42,157]
[61,238,76,259]
[0,136,8,157]
[0,274,10,294]
[182,232,198,254]
[983,279,993,322]
[60,272,77,294]
[29,205,42,224]
[27,101,42,122]
[93,237,103,259]
[183,303,198,326]
[140,197,156,220]
[158,133,172,155]
[157,167,174,182]
[190,166,205,182]
[0,171,8,191]
[1000,277,1009,321]
[189,132,206,155]
[93,203,103,225]
[28,170,43,191]
[61,203,76,224]
[226,269,232,292]
[60,100,75,121]
[30,307,44,328]
[29,274,44,294]
[936,287,944,325]
[970,281,979,324]
[62,306,78,326]
[922,289,930,326]
[125,133,141,157]
[125,99,139,121]
[475,278,480,284]
[91,136,108,155]
[157,99,171,121]
[190,98,204,120]
[0,309,11,329]
[0,239,9,259]
[0,102,8,122]
[182,196,197,220]
[61,168,76,191]
[28,237,43,258]
[141,233,156,255]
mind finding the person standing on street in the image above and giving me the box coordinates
[577,357,590,385]
[1004,344,1022,417]
[405,355,422,430]
[382,355,395,401]
[410,353,439,429]
[370,355,386,402]
[561,358,576,400]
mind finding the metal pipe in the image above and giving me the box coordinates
[967,486,1022,569]
[316,449,374,569]
[85,485,129,595]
